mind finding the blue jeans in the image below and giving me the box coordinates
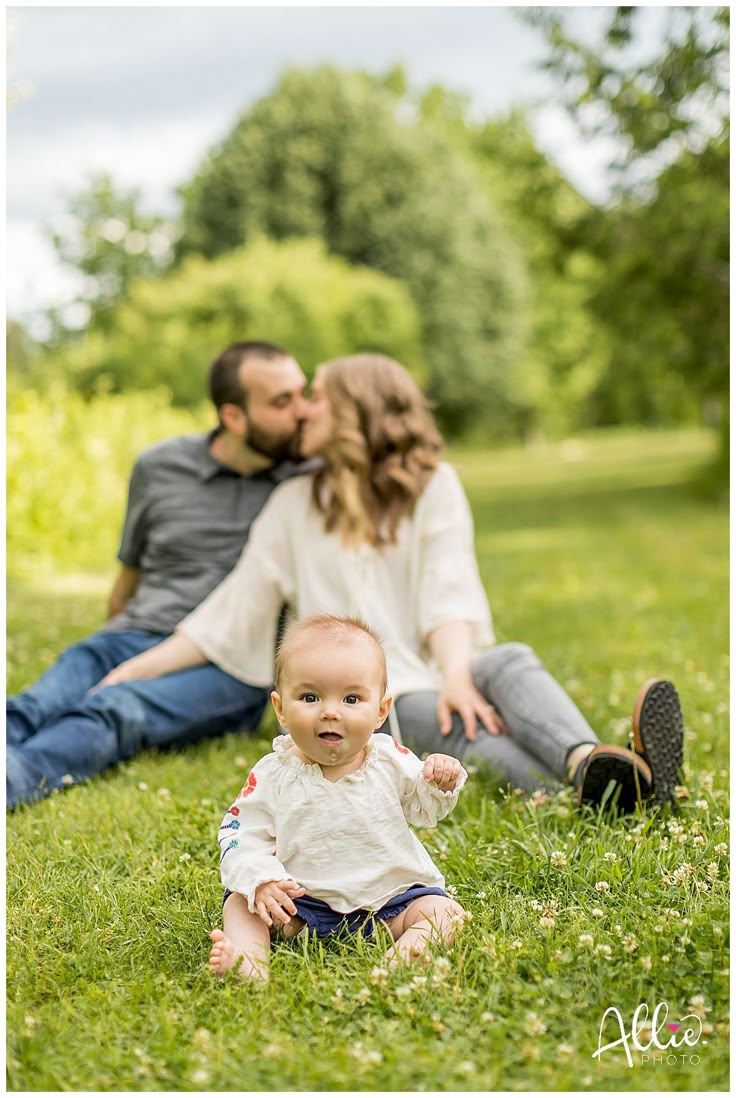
[7,629,268,808]
[394,643,600,791]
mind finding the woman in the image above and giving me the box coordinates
[103,354,683,811]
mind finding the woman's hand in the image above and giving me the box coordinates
[94,657,147,690]
[423,753,463,792]
[254,878,306,928]
[89,632,208,693]
[437,671,507,742]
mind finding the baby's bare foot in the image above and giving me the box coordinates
[208,929,268,982]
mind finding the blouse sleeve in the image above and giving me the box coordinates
[377,734,468,828]
[414,464,494,649]
[217,759,290,911]
[176,480,301,685]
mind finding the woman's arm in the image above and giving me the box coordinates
[428,621,505,741]
[94,632,207,689]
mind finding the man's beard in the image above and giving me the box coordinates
[246,422,303,464]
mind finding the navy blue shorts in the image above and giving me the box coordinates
[223,884,447,940]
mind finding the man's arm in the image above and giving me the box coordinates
[107,566,141,620]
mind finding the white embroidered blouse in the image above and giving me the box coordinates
[218,732,468,913]
[179,462,494,698]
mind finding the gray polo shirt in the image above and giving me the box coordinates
[106,432,311,636]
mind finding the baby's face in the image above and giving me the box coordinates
[271,634,391,772]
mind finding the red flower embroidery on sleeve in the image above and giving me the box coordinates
[229,806,240,816]
[392,738,409,755]
[239,771,258,799]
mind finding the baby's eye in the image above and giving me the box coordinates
[344,694,360,705]
[300,693,319,703]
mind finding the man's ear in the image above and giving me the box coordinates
[271,690,287,726]
[375,693,393,729]
[219,402,248,438]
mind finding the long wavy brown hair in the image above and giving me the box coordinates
[311,354,443,546]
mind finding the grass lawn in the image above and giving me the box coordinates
[6,427,729,1092]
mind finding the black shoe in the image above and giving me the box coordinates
[632,679,683,805]
[573,745,652,814]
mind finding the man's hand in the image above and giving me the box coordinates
[437,672,507,742]
[423,754,463,792]
[254,878,306,928]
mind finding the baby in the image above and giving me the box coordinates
[209,613,468,981]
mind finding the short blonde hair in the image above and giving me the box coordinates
[312,353,442,547]
[274,614,388,693]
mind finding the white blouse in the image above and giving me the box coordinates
[179,462,494,697]
[218,732,468,913]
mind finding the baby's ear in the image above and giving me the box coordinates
[270,690,287,726]
[376,693,393,728]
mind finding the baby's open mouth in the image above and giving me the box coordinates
[318,731,343,744]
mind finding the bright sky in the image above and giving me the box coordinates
[6,4,671,331]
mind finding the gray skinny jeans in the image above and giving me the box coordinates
[394,643,599,791]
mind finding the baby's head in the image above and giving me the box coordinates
[272,614,392,770]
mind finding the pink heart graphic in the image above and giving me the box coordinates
[667,1022,681,1032]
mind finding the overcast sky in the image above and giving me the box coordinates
[6,5,670,330]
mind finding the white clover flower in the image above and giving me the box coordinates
[137,782,149,791]
[446,884,458,897]
[705,861,719,880]
[394,985,412,998]
[412,976,428,988]
[529,790,548,807]
[557,1043,575,1060]
[263,1043,282,1060]
[350,1042,383,1065]
[550,850,567,867]
[355,987,371,1004]
[595,881,610,893]
[696,880,710,892]
[692,834,706,847]
[157,787,170,797]
[695,799,709,810]
[603,852,618,863]
[591,907,605,919]
[189,1069,210,1086]
[433,957,452,979]
[539,915,555,929]
[715,842,728,855]
[457,1061,476,1076]
[530,899,544,912]
[179,853,191,862]
[480,1012,495,1023]
[370,966,388,986]
[659,838,670,850]
[510,939,524,950]
[525,1012,547,1036]
[596,944,612,958]
[622,934,638,953]
[578,933,594,948]
[688,994,711,1019]
[639,955,653,971]
[674,785,690,799]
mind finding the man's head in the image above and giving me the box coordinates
[208,341,307,463]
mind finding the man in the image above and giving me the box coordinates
[7,340,310,808]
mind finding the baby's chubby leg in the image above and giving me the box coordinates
[383,895,467,965]
[209,892,271,982]
[209,879,306,981]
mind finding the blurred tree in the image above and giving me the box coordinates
[45,237,424,405]
[46,173,179,338]
[177,66,529,436]
[525,7,729,475]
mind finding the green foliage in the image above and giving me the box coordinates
[40,237,423,404]
[7,385,209,579]
[7,428,729,1091]
[524,7,729,481]
[46,173,178,337]
[178,65,528,435]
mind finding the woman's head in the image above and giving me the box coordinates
[302,354,443,546]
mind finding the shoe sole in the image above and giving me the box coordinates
[579,752,652,814]
[632,679,683,805]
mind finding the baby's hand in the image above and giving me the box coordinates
[423,754,463,792]
[254,878,306,928]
